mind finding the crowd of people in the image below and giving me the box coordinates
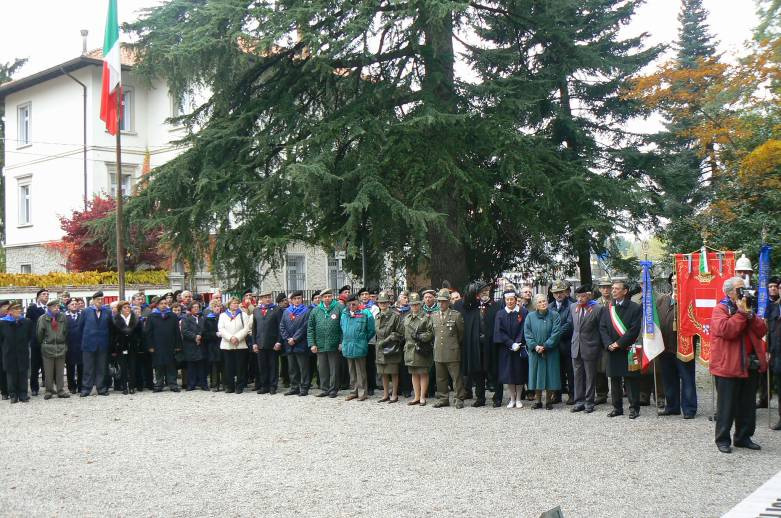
[0,274,778,453]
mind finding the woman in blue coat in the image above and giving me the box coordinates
[524,294,562,409]
[494,290,528,409]
[64,298,83,394]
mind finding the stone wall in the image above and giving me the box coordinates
[4,243,66,274]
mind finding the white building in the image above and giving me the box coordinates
[1,46,355,294]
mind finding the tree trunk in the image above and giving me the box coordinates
[420,8,466,290]
[575,235,593,286]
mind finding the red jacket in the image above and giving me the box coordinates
[709,302,767,378]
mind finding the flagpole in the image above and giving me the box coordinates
[115,91,126,301]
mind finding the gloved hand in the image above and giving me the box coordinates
[511,343,520,352]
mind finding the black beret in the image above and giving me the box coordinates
[0,300,10,307]
[346,294,358,303]
[768,276,781,286]
[369,287,379,295]
[575,284,592,295]
[311,290,321,298]
[275,293,287,304]
[36,288,49,298]
[358,287,369,295]
[290,290,303,299]
[339,285,351,293]
[92,291,104,299]
[243,289,253,297]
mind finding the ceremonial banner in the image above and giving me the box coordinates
[757,244,772,318]
[675,251,735,364]
[640,260,664,370]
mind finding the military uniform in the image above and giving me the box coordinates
[432,290,466,408]
[375,298,404,375]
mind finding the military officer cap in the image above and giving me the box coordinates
[409,293,422,305]
[320,289,333,297]
[436,288,450,301]
[551,280,568,293]
[377,291,392,303]
[92,290,104,300]
[597,276,612,287]
[421,288,436,297]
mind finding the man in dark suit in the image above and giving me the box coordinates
[569,285,604,413]
[25,288,49,396]
[79,291,113,396]
[599,280,643,418]
[252,291,283,394]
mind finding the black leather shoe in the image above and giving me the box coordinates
[584,406,595,414]
[153,388,163,393]
[98,391,109,396]
[771,420,781,431]
[224,388,234,394]
[328,392,338,398]
[80,392,90,397]
[594,396,607,405]
[607,409,623,417]
[756,399,768,409]
[170,387,181,393]
[734,440,761,450]
[658,409,681,416]
[20,397,30,403]
[298,391,308,397]
[123,389,129,395]
[717,444,732,454]
[532,402,542,409]
[269,388,277,395]
[492,400,502,408]
[315,392,329,397]
[472,399,486,408]
[284,389,299,396]
[628,409,639,419]
[571,405,585,413]
[31,390,38,397]
[683,414,695,420]
[235,388,243,394]
[10,395,18,404]
[1,394,7,400]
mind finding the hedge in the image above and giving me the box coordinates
[0,270,169,288]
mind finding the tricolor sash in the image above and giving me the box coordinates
[611,304,642,371]
[609,304,626,336]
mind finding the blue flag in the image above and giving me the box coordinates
[757,244,772,318]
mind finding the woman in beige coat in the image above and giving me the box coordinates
[218,297,253,394]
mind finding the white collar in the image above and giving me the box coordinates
[121,313,131,325]
[504,305,518,314]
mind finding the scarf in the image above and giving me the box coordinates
[1,314,20,323]
[152,308,172,319]
[395,304,410,315]
[423,302,439,314]
[319,300,339,314]
[46,309,59,331]
[259,303,277,317]
[224,309,241,320]
[287,304,307,320]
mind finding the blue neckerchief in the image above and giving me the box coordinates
[396,305,411,314]
[720,297,735,312]
[152,308,172,319]
[1,314,19,322]
[287,304,307,317]
[224,309,241,319]
[365,300,375,308]
[206,312,218,319]
[46,309,59,319]
[260,303,277,311]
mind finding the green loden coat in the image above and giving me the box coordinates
[403,311,434,369]
[524,309,562,391]
[375,308,404,365]
[307,300,343,352]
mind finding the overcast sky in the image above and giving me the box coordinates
[0,0,759,79]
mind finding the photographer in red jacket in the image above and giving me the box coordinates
[710,276,768,454]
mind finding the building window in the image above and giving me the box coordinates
[18,182,31,225]
[106,164,135,197]
[17,103,31,147]
[120,88,134,132]
[328,257,347,290]
[20,264,32,274]
[171,90,196,118]
[286,254,306,291]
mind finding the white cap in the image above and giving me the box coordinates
[736,254,753,272]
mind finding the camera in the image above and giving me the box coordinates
[736,286,756,307]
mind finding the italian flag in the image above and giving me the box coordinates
[699,245,709,275]
[99,0,121,135]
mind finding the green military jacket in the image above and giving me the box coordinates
[403,311,434,368]
[375,308,404,365]
[432,307,464,363]
[36,312,69,359]
[307,301,343,352]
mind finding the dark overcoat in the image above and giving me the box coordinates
[494,306,528,385]
[145,310,182,367]
[598,299,642,377]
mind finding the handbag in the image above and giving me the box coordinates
[382,339,403,356]
[414,330,433,357]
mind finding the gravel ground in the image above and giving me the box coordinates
[0,378,779,518]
